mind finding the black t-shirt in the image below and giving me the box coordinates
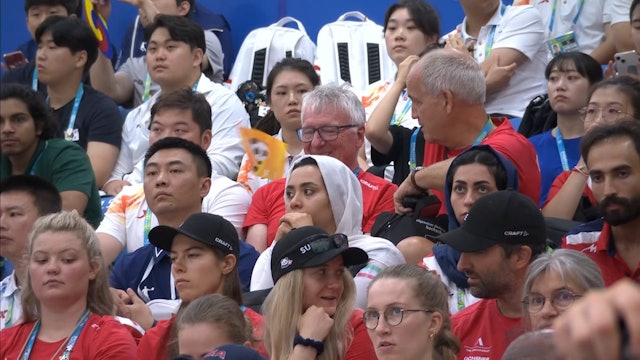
[371,125,425,186]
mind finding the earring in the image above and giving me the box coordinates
[429,332,436,341]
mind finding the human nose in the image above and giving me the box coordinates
[46,259,60,274]
[457,253,469,272]
[538,297,559,318]
[288,91,298,104]
[602,176,617,197]
[155,170,168,187]
[463,191,475,209]
[172,255,186,273]
[288,191,303,210]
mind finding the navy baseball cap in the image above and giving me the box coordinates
[202,344,266,360]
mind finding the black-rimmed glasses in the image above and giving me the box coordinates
[363,307,434,330]
[521,289,582,313]
[296,125,360,142]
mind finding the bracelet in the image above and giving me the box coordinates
[294,335,324,355]
[572,165,589,177]
[410,167,428,193]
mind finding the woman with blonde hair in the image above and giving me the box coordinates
[263,226,375,359]
[0,211,137,359]
[175,294,258,360]
[365,264,460,360]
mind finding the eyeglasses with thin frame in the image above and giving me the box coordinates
[297,125,360,143]
[363,307,434,330]
[521,289,582,313]
[578,106,632,122]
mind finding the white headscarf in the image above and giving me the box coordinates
[285,155,363,236]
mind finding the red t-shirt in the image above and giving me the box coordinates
[563,221,640,286]
[243,172,397,243]
[0,313,137,359]
[137,307,267,359]
[451,298,524,360]
[423,118,541,214]
[346,309,377,359]
[542,170,595,209]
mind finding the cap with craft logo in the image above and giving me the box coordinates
[436,190,546,252]
[149,213,239,256]
[271,226,369,284]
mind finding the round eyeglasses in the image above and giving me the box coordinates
[521,289,582,313]
[363,307,434,330]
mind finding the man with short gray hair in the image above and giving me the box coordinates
[393,48,541,214]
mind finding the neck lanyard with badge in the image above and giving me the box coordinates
[19,309,91,360]
[555,128,570,171]
[547,0,584,54]
[45,83,84,142]
[483,4,507,58]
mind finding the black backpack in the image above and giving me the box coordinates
[518,94,558,138]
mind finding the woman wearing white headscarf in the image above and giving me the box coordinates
[250,155,405,308]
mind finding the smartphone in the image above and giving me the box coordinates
[3,51,28,70]
[615,50,639,76]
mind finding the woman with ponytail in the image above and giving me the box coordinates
[365,264,460,360]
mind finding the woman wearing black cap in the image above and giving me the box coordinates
[136,213,265,359]
[263,226,376,359]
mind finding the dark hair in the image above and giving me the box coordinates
[24,0,77,15]
[581,120,640,163]
[150,89,212,134]
[254,58,320,135]
[144,137,212,178]
[544,52,603,85]
[0,175,62,215]
[144,14,206,54]
[588,75,640,118]
[446,147,508,192]
[290,156,318,172]
[35,16,99,73]
[631,0,640,20]
[0,83,58,140]
[384,0,440,39]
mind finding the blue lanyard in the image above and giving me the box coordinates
[555,128,570,171]
[549,0,585,33]
[47,84,85,142]
[21,309,91,360]
[28,141,48,175]
[408,126,421,171]
[31,70,38,91]
[391,97,412,126]
[485,4,507,57]
[473,118,494,145]
[353,166,361,177]
[142,73,201,102]
[143,208,153,246]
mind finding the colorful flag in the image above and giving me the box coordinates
[239,127,288,180]
[83,0,112,58]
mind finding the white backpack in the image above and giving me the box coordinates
[226,17,316,91]
[315,11,397,93]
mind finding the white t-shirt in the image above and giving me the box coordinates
[448,4,549,117]
[516,0,612,55]
[107,74,250,184]
[96,175,251,253]
[609,0,632,25]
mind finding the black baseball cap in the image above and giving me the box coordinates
[436,190,546,252]
[149,213,240,256]
[271,226,369,283]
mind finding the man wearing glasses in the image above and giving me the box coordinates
[436,190,548,360]
[243,84,397,248]
[563,121,640,286]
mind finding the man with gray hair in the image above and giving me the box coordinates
[244,84,398,247]
[392,48,541,214]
